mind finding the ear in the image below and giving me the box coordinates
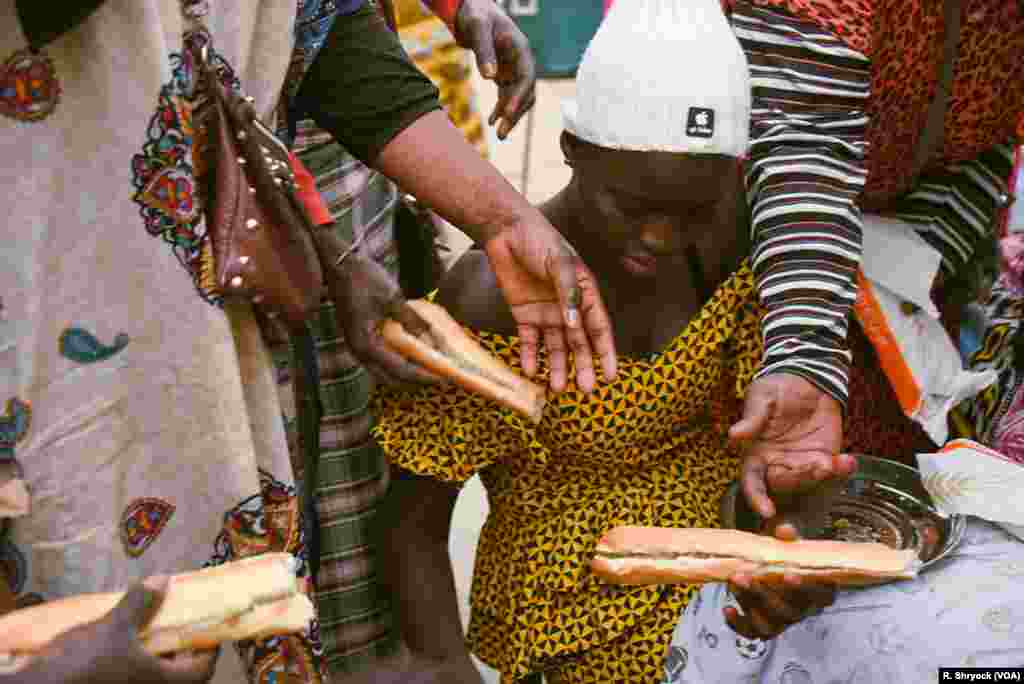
[560,131,578,167]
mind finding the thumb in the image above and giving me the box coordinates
[110,575,169,633]
[391,298,431,340]
[729,391,774,442]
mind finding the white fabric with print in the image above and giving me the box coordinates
[664,519,1024,684]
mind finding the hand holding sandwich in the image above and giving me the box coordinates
[590,526,916,639]
[723,571,837,640]
[312,226,442,387]
[726,373,855,639]
[6,577,218,684]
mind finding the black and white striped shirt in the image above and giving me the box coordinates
[731,1,1015,407]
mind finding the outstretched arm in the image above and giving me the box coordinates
[296,5,617,392]
[728,1,868,530]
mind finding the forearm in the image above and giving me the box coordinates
[734,0,872,406]
[374,109,532,244]
[295,1,533,245]
[748,127,867,408]
[750,167,864,406]
[376,472,470,665]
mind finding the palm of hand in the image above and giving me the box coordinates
[732,373,851,527]
[483,231,612,393]
[750,379,842,492]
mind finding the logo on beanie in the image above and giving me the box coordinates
[686,107,715,139]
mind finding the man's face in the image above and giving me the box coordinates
[569,138,742,279]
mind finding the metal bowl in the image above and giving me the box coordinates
[719,455,966,572]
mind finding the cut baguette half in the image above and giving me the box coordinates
[380,299,547,423]
[592,527,920,587]
[143,593,315,655]
[0,552,305,657]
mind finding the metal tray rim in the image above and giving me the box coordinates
[720,454,966,571]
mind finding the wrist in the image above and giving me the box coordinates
[477,205,538,250]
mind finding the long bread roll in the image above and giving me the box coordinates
[592,527,920,587]
[380,299,547,423]
[0,553,312,658]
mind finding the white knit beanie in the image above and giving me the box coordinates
[563,0,751,157]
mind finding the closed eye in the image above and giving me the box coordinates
[607,187,718,217]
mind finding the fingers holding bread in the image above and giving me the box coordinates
[0,553,312,663]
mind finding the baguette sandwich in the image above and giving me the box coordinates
[0,552,313,668]
[380,298,547,423]
[592,527,921,587]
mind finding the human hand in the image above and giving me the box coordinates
[323,245,442,387]
[730,373,855,540]
[482,209,617,394]
[26,577,218,684]
[723,572,836,639]
[452,0,536,139]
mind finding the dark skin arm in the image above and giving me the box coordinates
[370,254,511,683]
[436,250,516,334]
[1,577,218,684]
[375,111,616,393]
[296,6,614,389]
[375,471,481,683]
[299,9,616,392]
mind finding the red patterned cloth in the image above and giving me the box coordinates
[727,0,1024,206]
[844,321,938,466]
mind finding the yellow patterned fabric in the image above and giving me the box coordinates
[394,0,488,156]
[373,264,763,683]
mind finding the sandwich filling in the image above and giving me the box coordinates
[593,549,915,575]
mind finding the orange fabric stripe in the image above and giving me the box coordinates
[852,271,922,416]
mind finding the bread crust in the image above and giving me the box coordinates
[0,553,308,657]
[380,299,546,423]
[143,593,315,655]
[592,527,919,587]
